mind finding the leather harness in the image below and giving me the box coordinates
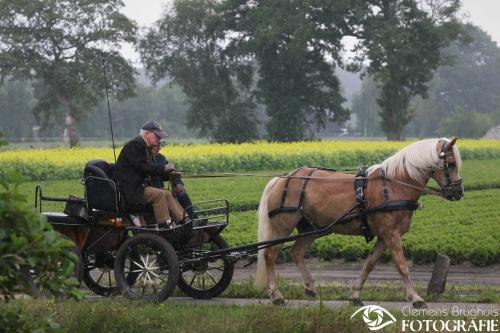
[267,166,420,243]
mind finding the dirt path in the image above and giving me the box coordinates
[232,258,500,285]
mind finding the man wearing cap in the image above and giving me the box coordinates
[115,121,186,228]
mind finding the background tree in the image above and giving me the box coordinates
[78,82,191,141]
[0,80,34,139]
[358,0,462,140]
[351,77,383,137]
[0,131,7,146]
[220,0,354,141]
[409,23,500,136]
[0,0,137,147]
[353,24,500,138]
[139,0,258,143]
[434,24,500,115]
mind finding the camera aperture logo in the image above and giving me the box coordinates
[351,305,397,331]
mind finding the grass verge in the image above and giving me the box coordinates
[2,293,499,333]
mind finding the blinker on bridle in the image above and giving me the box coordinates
[436,140,464,199]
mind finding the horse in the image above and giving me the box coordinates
[255,137,464,308]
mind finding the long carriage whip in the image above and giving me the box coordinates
[101,59,117,163]
[99,13,117,163]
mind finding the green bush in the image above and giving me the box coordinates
[438,108,494,138]
[0,173,82,332]
[469,246,498,266]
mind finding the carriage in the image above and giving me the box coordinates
[35,159,237,302]
[35,138,464,308]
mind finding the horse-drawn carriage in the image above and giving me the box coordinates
[35,138,464,308]
[36,159,235,301]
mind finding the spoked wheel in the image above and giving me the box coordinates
[114,233,179,302]
[82,250,120,296]
[178,235,234,299]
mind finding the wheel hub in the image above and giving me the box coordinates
[135,254,161,285]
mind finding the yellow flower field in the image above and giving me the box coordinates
[1,139,499,180]
[1,139,499,165]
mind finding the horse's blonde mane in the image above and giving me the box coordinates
[368,138,462,184]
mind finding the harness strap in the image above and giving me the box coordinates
[279,167,304,209]
[364,200,421,214]
[353,166,373,242]
[268,167,318,218]
[338,200,421,224]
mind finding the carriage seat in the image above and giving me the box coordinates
[83,159,153,215]
[84,160,120,213]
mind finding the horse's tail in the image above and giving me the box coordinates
[255,176,280,288]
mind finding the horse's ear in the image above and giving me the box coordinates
[448,137,457,148]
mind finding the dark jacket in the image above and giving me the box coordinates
[115,135,167,205]
[150,153,183,188]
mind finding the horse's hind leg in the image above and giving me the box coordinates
[388,235,426,309]
[264,243,286,305]
[289,235,317,298]
[351,238,386,305]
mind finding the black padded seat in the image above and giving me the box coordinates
[84,160,119,213]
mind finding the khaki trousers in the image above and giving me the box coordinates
[143,186,185,223]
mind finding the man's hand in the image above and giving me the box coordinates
[164,163,175,173]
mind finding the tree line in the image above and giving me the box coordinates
[2,0,496,146]
[352,24,500,138]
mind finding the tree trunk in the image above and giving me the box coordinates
[56,93,80,147]
[65,113,80,147]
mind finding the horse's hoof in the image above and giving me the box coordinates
[272,298,286,306]
[350,298,364,306]
[412,301,427,309]
[305,288,317,298]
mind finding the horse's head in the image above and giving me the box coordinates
[431,138,464,201]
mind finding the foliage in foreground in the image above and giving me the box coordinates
[0,174,81,332]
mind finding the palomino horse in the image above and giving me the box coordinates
[255,138,464,308]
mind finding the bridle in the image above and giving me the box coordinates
[433,140,464,200]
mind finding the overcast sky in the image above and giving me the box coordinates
[120,0,500,63]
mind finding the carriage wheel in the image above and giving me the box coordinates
[178,235,234,299]
[82,249,120,296]
[114,233,179,302]
[82,246,141,297]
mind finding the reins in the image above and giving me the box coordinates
[180,170,446,197]
[382,175,444,197]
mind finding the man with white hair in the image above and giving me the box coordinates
[115,120,186,228]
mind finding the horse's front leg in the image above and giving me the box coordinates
[289,235,317,298]
[351,238,386,306]
[388,235,427,309]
